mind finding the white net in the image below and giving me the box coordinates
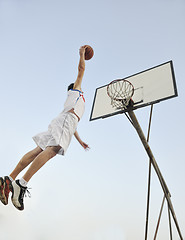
[107,79,134,109]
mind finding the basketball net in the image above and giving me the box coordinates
[107,79,134,109]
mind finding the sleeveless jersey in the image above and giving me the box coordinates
[62,89,85,119]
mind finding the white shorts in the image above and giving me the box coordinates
[33,112,78,155]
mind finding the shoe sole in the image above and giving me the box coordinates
[4,178,13,204]
[0,178,7,205]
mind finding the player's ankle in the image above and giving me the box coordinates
[19,178,28,188]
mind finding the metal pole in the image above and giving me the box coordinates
[128,110,183,240]
[168,202,173,240]
[153,195,165,240]
[145,105,154,240]
[145,161,152,240]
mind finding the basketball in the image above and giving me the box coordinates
[85,45,94,60]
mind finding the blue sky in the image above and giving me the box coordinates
[0,0,185,239]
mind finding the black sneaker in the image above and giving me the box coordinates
[0,176,12,205]
[11,180,29,211]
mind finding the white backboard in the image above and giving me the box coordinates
[90,61,177,121]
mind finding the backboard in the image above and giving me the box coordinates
[90,61,177,121]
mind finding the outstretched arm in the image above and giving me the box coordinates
[73,45,87,91]
[74,130,89,150]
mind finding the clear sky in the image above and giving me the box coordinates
[0,0,185,239]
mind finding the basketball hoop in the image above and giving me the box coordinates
[107,79,134,109]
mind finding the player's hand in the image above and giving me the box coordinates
[81,141,90,151]
[79,45,86,56]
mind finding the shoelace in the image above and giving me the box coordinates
[25,188,31,198]
[20,187,31,202]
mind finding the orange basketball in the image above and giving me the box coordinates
[85,45,94,60]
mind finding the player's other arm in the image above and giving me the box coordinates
[73,46,86,91]
[74,130,89,150]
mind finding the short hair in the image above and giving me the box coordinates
[68,83,74,91]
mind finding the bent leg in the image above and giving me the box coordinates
[22,146,61,182]
[10,146,43,180]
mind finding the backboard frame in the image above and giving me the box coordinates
[90,60,177,121]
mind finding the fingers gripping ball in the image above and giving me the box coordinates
[85,45,94,60]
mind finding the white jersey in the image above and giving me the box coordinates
[62,89,85,119]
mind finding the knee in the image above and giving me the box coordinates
[19,159,25,167]
[47,146,61,157]
[35,146,43,154]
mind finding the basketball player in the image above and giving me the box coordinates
[0,45,90,210]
